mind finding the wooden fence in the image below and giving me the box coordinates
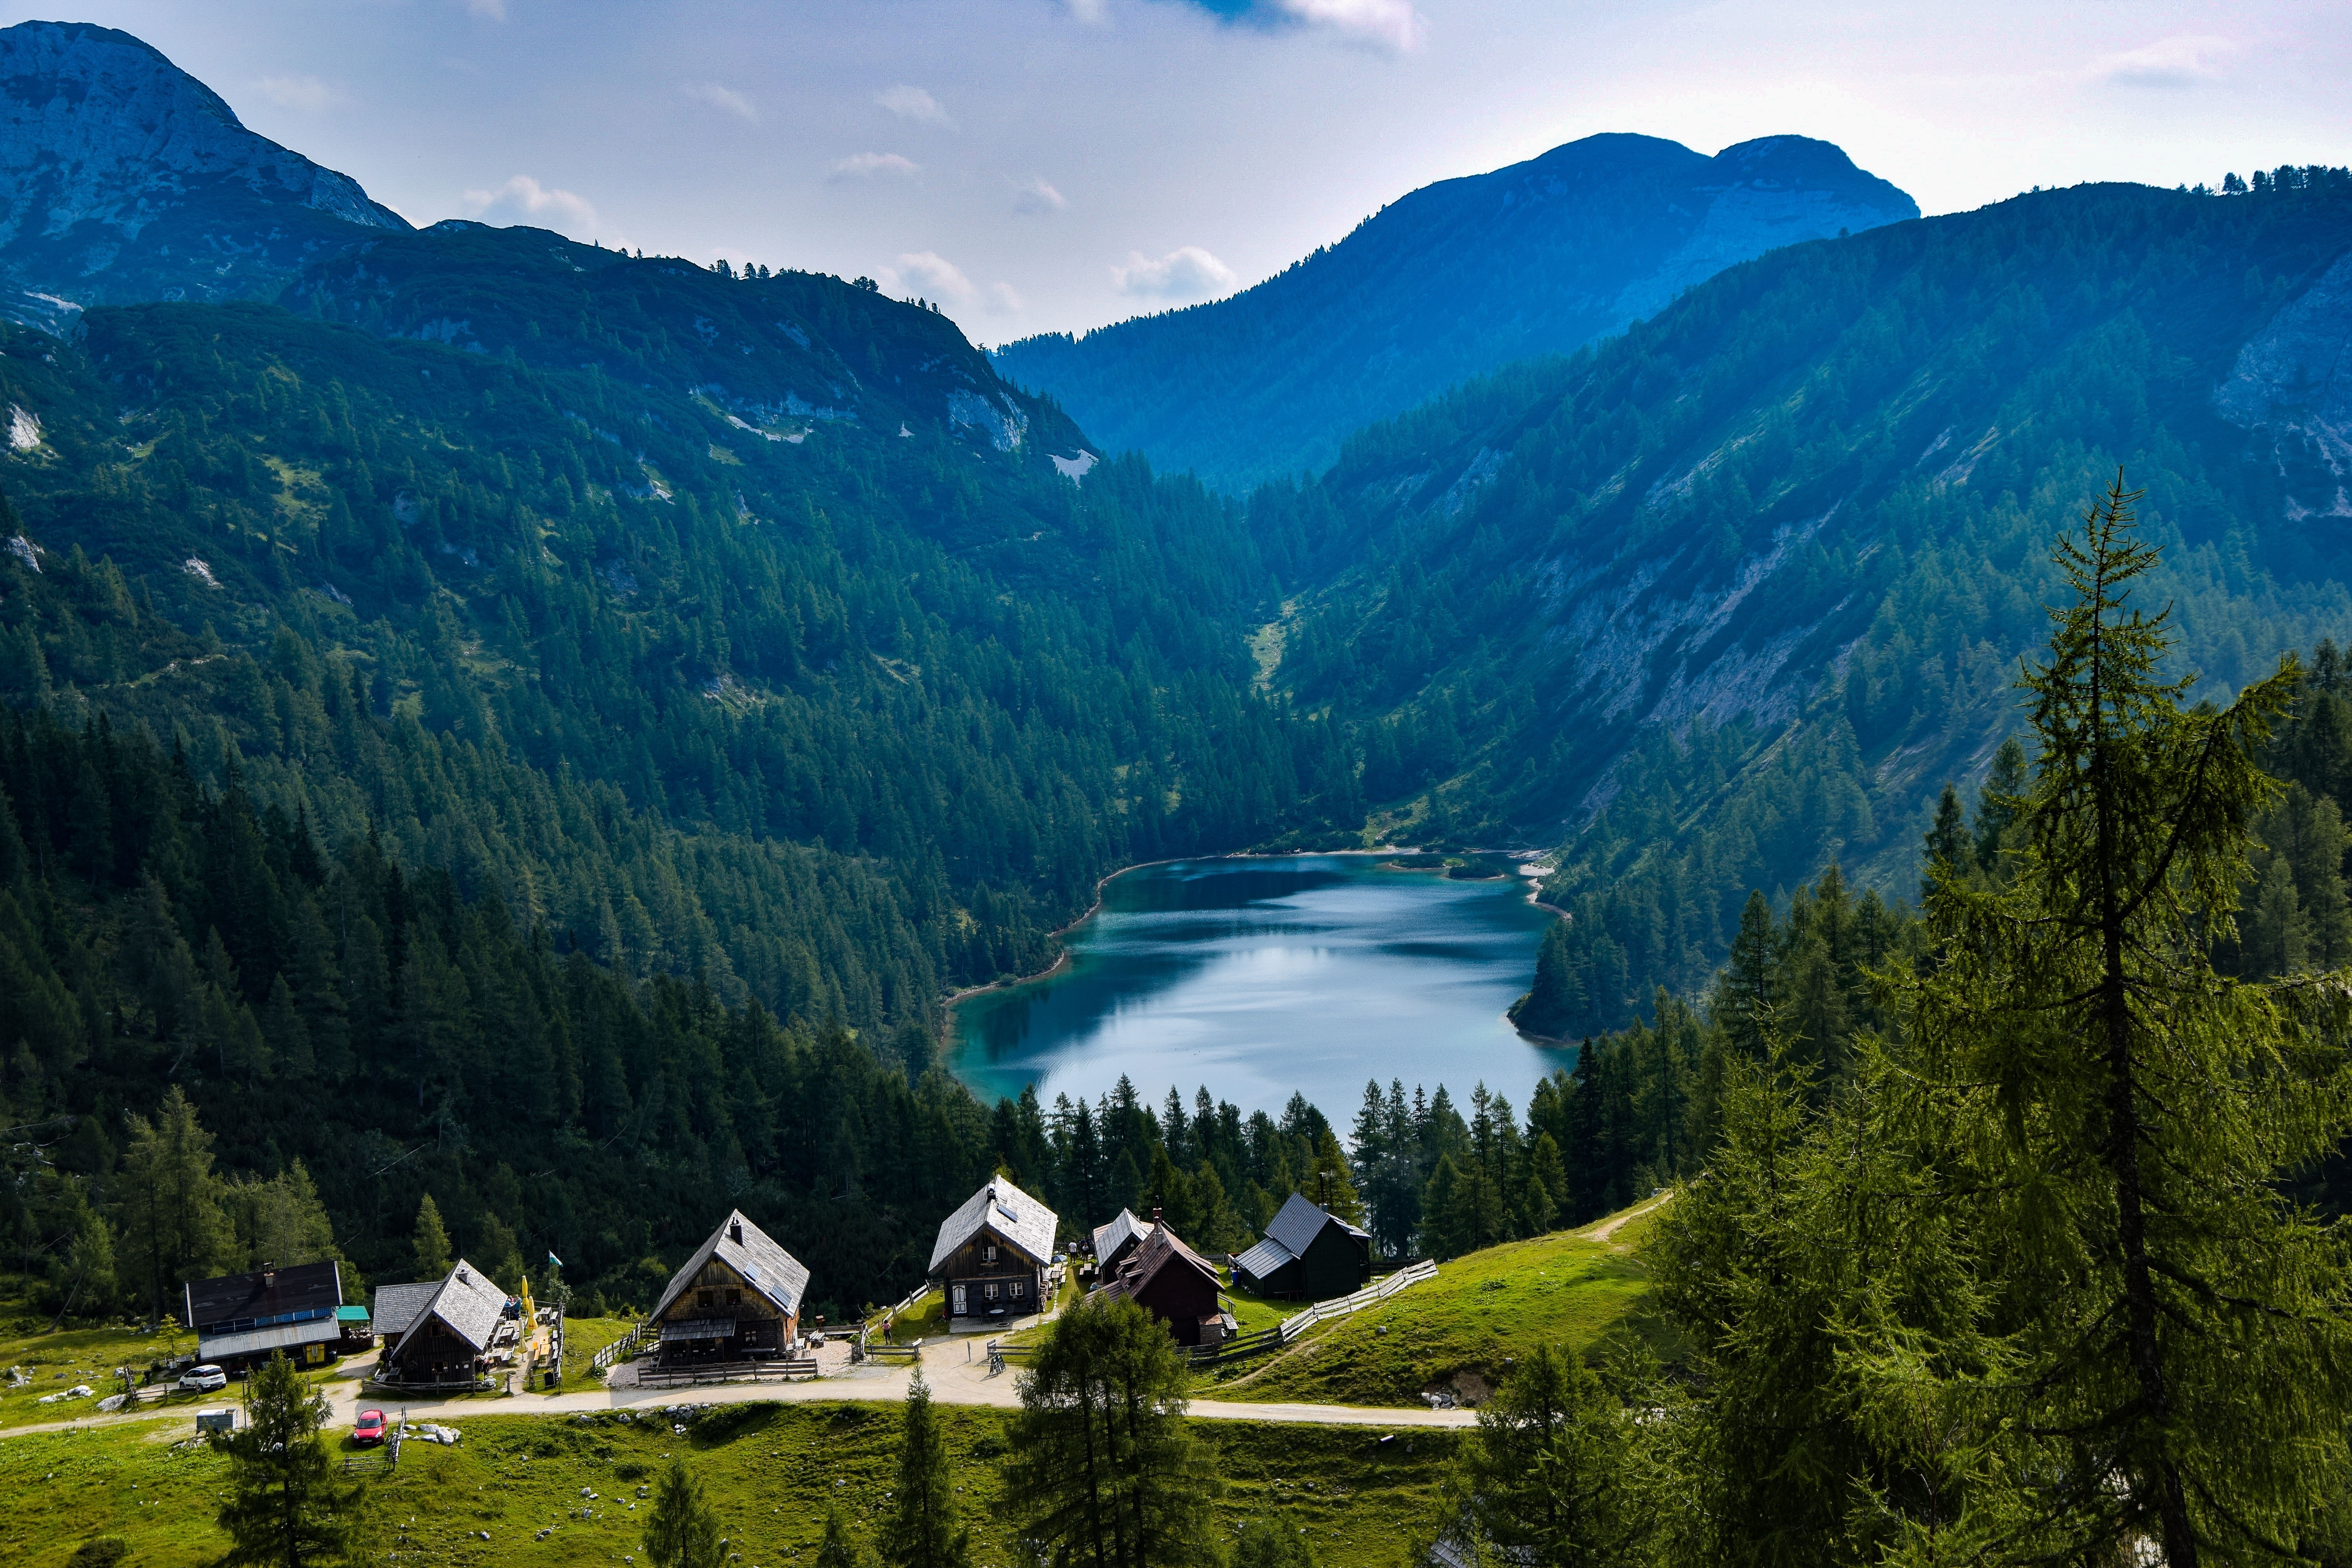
[633,1357,819,1388]
[590,1321,653,1372]
[984,1261,1440,1373]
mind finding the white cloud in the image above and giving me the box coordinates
[463,0,505,18]
[685,83,758,123]
[876,85,953,127]
[258,74,339,112]
[987,281,1025,313]
[1111,245,1237,300]
[1013,176,1067,215]
[460,175,598,238]
[1270,0,1422,51]
[829,152,921,181]
[889,251,977,304]
[1066,0,1109,22]
[2091,35,2236,89]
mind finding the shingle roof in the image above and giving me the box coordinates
[1097,1225,1221,1307]
[1234,1236,1294,1281]
[182,1260,342,1332]
[928,1174,1059,1274]
[1091,1208,1152,1263]
[417,1258,508,1354]
[372,1281,441,1338]
[1264,1192,1368,1258]
[652,1210,811,1323]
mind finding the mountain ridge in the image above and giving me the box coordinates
[991,132,1918,491]
[0,18,407,331]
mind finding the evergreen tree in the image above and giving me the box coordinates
[1004,1295,1220,1568]
[212,1352,361,1568]
[643,1460,726,1568]
[1921,782,1967,901]
[815,1507,868,1568]
[1230,1520,1315,1568]
[1438,1343,1655,1568]
[1972,737,2028,872]
[880,1373,970,1568]
[410,1194,452,1281]
[118,1086,228,1327]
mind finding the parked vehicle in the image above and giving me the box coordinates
[177,1364,227,1393]
[351,1408,387,1446]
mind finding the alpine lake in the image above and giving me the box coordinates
[947,854,1571,1118]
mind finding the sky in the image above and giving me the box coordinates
[13,0,2350,343]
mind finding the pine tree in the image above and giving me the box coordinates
[1437,1342,1655,1567]
[212,1352,361,1568]
[410,1194,452,1280]
[118,1086,228,1327]
[643,1460,725,1568]
[1004,1295,1220,1568]
[815,1507,868,1568]
[1971,736,2028,872]
[880,1372,970,1568]
[1921,781,1967,901]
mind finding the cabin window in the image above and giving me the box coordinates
[698,1289,715,1310]
[726,1289,740,1307]
[984,1282,1000,1302]
[982,1244,998,1264]
[1010,1279,1025,1298]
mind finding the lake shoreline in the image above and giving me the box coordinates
[940,849,1568,1111]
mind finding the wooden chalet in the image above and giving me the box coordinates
[1232,1192,1371,1300]
[1089,1208,1155,1276]
[183,1260,345,1371]
[1095,1223,1230,1347]
[647,1210,810,1365]
[376,1258,509,1385]
[929,1175,1058,1325]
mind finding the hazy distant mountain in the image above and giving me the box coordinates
[991,133,1919,492]
[0,20,407,332]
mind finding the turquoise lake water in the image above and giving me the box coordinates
[947,855,1569,1119]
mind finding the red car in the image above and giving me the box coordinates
[352,1409,387,1447]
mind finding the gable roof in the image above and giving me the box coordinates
[371,1280,442,1338]
[928,1174,1059,1274]
[1233,1235,1296,1281]
[1264,1192,1369,1258]
[652,1210,811,1323]
[1091,1208,1152,1262]
[182,1260,341,1333]
[1098,1225,1221,1307]
[407,1258,507,1356]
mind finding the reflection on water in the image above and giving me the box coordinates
[948,856,1569,1118]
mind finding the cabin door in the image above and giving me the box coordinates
[951,1284,967,1316]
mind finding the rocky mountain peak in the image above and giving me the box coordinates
[0,19,408,328]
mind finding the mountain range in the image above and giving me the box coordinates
[2,16,2350,1307]
[991,132,1918,491]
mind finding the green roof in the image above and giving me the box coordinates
[336,1305,370,1322]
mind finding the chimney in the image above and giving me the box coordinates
[1150,1207,1163,1225]
[729,1220,743,1245]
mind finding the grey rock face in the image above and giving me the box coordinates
[2216,246,2352,521]
[0,20,407,328]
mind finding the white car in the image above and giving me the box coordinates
[178,1364,228,1393]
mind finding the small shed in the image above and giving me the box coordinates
[929,1175,1058,1325]
[647,1210,811,1365]
[1096,1224,1228,1346]
[1089,1208,1155,1277]
[183,1261,344,1370]
[377,1259,507,1385]
[1232,1193,1371,1300]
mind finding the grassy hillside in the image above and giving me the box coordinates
[2,1400,1456,1568]
[1202,1198,1671,1409]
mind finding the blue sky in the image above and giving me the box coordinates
[16,0,2350,341]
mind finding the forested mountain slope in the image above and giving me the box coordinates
[992,134,1915,491]
[0,20,407,332]
[1270,169,2352,1033]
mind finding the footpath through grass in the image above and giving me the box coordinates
[2,1399,1456,1568]
[1202,1198,1673,1408]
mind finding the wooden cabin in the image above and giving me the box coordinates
[1090,1208,1154,1277]
[647,1210,810,1365]
[1232,1193,1371,1300]
[1096,1223,1230,1347]
[183,1261,345,1371]
[929,1175,1058,1326]
[376,1258,509,1384]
